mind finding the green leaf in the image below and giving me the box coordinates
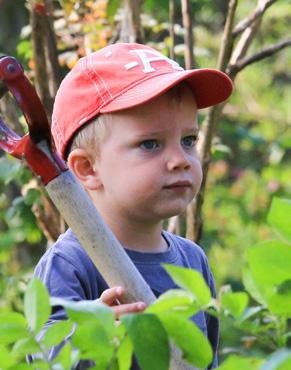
[0,231,20,249]
[122,313,169,370]
[16,39,33,60]
[268,279,291,313]
[0,344,16,369]
[26,360,49,369]
[217,355,262,369]
[240,306,264,322]
[159,313,212,369]
[246,240,291,314]
[221,291,249,319]
[11,337,40,358]
[277,358,291,370]
[23,188,40,206]
[117,334,133,370]
[107,0,121,20]
[242,267,267,306]
[41,320,74,349]
[50,297,115,339]
[163,264,211,307]
[0,157,21,185]
[24,278,51,334]
[51,298,117,367]
[0,312,28,344]
[146,289,198,317]
[268,198,291,243]
[276,279,291,294]
[7,363,33,370]
[262,349,291,370]
[52,341,73,369]
[72,320,114,366]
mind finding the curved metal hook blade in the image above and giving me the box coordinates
[0,56,51,145]
[0,116,23,158]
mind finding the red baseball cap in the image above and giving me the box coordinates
[52,42,233,159]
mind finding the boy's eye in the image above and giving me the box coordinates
[181,135,198,148]
[140,140,159,150]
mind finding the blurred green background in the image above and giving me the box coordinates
[0,0,290,361]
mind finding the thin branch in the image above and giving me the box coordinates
[186,104,225,241]
[181,0,195,68]
[217,0,238,71]
[199,0,237,161]
[228,38,291,76]
[186,0,237,241]
[169,0,176,60]
[232,0,277,37]
[167,215,180,234]
[230,13,261,65]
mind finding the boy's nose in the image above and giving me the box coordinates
[166,147,192,171]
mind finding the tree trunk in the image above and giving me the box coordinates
[119,0,144,43]
[28,0,64,243]
[30,5,53,118]
[29,0,62,119]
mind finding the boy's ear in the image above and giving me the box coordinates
[67,149,102,190]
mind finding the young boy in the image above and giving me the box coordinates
[35,42,233,368]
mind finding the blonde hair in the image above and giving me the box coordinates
[67,82,194,158]
[68,113,112,158]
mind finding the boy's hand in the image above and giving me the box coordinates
[99,286,147,318]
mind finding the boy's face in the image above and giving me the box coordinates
[91,84,202,224]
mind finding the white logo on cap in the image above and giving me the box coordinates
[124,49,183,73]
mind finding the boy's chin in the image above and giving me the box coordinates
[159,207,187,220]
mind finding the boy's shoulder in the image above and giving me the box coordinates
[163,231,208,262]
[165,232,216,294]
[35,228,94,274]
[163,231,213,281]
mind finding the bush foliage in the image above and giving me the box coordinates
[0,197,290,369]
[0,1,290,369]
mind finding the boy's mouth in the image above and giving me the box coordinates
[163,181,192,192]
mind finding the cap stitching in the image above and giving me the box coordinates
[81,57,106,103]
[89,54,113,99]
[98,69,184,110]
[52,115,64,153]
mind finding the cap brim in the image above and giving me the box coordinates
[100,68,233,113]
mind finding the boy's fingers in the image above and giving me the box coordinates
[113,302,147,318]
[100,286,124,305]
[99,288,147,318]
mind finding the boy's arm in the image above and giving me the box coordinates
[31,249,146,366]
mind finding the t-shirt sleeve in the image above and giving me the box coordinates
[31,252,87,362]
[35,251,89,303]
[31,240,101,367]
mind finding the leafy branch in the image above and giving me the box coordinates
[188,0,291,242]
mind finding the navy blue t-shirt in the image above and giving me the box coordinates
[34,228,219,369]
